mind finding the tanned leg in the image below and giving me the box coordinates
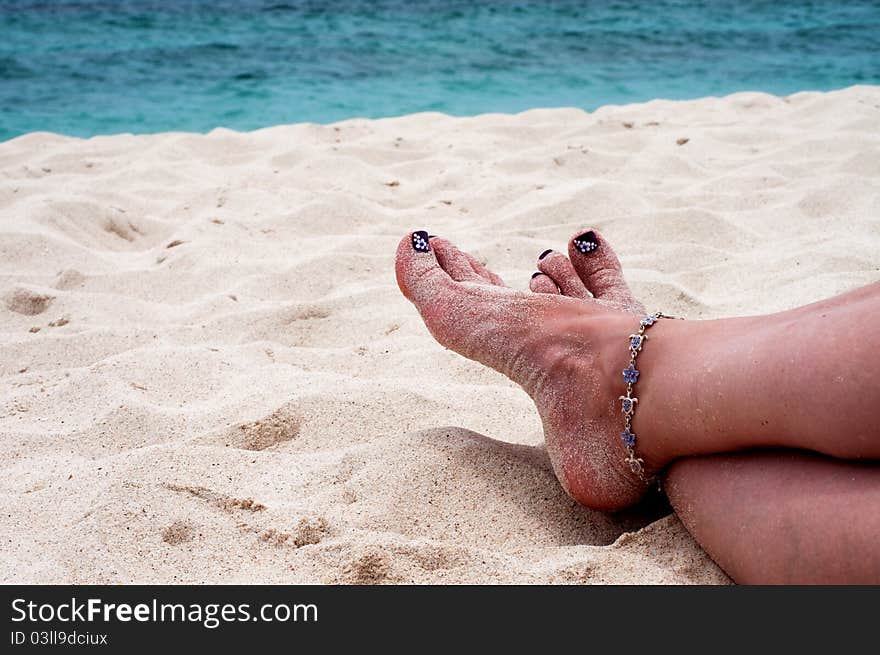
[665,452,880,584]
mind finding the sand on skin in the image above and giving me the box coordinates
[1,86,878,584]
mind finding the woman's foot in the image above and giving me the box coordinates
[395,230,661,510]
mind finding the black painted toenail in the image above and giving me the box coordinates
[573,231,599,255]
[538,249,553,260]
[411,231,431,252]
[427,234,436,239]
[531,271,542,279]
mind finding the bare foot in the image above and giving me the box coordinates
[395,230,660,510]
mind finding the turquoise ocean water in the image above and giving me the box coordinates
[1,0,878,141]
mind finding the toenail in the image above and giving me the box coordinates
[427,234,437,239]
[538,249,553,260]
[573,231,599,254]
[411,231,431,252]
[531,271,542,279]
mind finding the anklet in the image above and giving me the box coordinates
[619,311,670,484]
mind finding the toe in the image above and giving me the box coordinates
[430,237,486,283]
[536,250,591,299]
[395,231,458,305]
[529,272,560,295]
[463,251,506,286]
[567,229,644,311]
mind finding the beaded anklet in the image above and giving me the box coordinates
[619,311,671,484]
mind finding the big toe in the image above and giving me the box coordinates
[395,231,458,306]
[567,229,643,312]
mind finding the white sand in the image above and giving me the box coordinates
[1,86,878,584]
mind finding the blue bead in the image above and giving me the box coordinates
[622,365,639,384]
[620,429,636,447]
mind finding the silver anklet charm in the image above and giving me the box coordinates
[619,311,669,485]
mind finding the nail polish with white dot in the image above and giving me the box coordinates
[412,230,431,252]
[573,231,598,254]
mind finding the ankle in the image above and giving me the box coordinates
[605,312,686,472]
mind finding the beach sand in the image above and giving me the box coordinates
[1,86,878,584]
